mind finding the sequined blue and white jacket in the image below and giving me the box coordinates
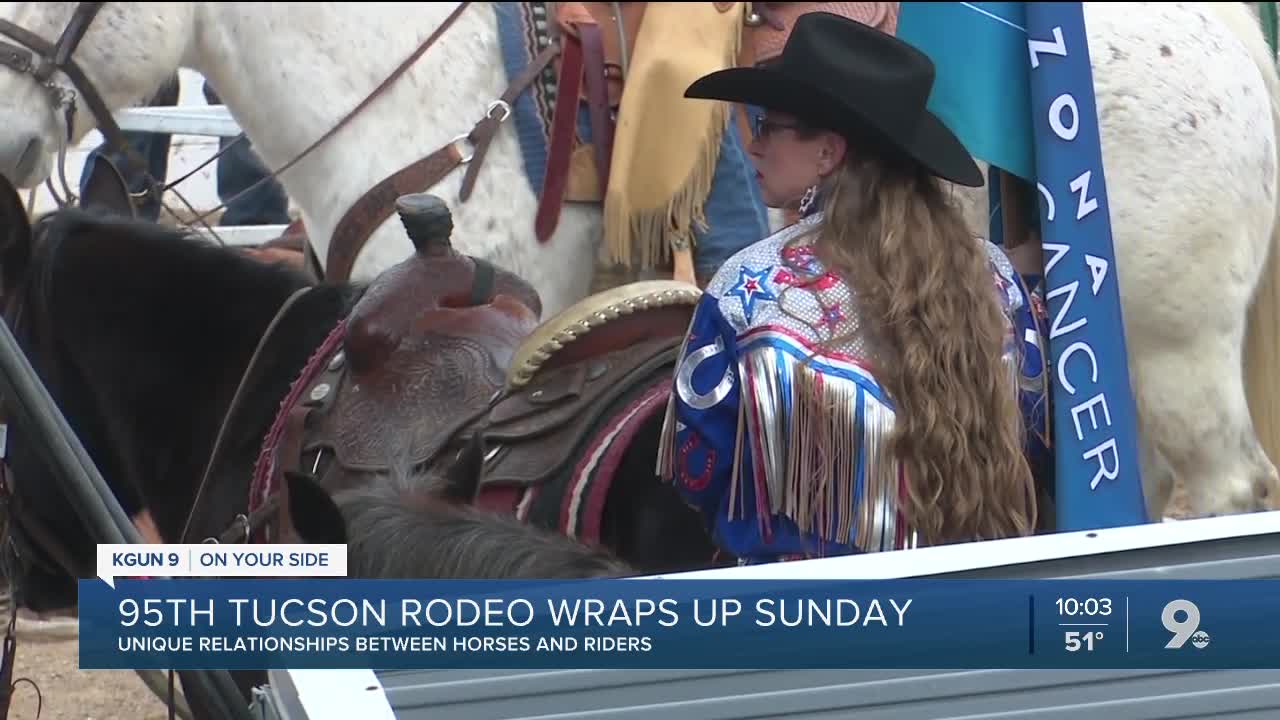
[657,213,1050,563]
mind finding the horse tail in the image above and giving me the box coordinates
[1213,2,1280,474]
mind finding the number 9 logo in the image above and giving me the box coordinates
[1162,599,1200,649]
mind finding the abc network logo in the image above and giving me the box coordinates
[1162,599,1210,650]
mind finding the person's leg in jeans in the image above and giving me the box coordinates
[202,82,291,226]
[79,73,180,221]
[692,105,771,286]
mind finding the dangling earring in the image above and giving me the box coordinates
[798,184,818,216]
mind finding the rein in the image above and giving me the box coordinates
[183,1,475,228]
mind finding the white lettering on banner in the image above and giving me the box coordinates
[1071,392,1113,442]
[1070,170,1099,220]
[1038,183,1057,222]
[1042,242,1069,275]
[399,598,536,628]
[95,543,348,588]
[1050,94,1079,140]
[1029,24,1123,491]
[1057,342,1098,395]
[1084,439,1121,489]
[1028,25,1067,68]
[118,598,215,627]
[227,598,387,628]
[1086,254,1110,295]
[1047,281,1087,339]
[752,598,913,628]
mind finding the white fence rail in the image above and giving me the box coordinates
[30,69,287,246]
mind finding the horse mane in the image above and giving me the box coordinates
[338,480,635,580]
[6,206,359,551]
[288,438,635,580]
[21,208,318,326]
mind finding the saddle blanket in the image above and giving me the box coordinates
[493,2,770,277]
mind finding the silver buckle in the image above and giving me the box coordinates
[486,99,512,123]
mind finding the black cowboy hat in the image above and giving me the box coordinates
[685,11,984,188]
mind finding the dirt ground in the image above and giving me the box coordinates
[6,619,171,720]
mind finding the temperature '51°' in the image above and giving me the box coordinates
[1065,629,1103,652]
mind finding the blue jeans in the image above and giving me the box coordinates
[692,106,770,283]
[80,78,290,226]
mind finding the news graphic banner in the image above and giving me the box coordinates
[79,577,1278,671]
[96,543,348,587]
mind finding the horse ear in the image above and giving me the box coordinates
[0,172,32,297]
[284,471,348,545]
[441,434,486,504]
[78,156,138,220]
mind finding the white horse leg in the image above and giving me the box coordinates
[1129,335,1276,517]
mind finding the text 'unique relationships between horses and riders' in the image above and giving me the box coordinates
[75,578,1280,671]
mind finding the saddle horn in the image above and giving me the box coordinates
[396,193,453,254]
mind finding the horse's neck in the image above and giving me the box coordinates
[188,3,512,247]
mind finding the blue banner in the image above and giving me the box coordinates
[79,578,1276,670]
[897,2,1035,180]
[1024,3,1149,529]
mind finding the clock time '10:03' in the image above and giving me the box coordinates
[1056,597,1113,616]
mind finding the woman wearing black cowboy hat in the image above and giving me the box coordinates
[657,12,1047,563]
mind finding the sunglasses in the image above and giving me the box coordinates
[751,113,805,139]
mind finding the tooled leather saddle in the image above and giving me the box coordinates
[247,194,699,543]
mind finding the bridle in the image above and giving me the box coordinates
[0,3,142,208]
[0,1,243,249]
[0,0,479,250]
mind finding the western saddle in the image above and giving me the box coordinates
[242,193,701,544]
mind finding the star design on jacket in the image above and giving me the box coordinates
[727,265,778,322]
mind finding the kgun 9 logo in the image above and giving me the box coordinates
[1162,599,1210,650]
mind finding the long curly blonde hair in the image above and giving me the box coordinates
[806,148,1038,546]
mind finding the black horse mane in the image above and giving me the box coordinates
[286,437,636,580]
[0,205,363,610]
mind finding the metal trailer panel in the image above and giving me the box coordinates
[261,512,1280,719]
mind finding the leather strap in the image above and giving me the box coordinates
[267,404,311,543]
[460,42,560,201]
[470,257,496,306]
[535,29,587,244]
[324,143,464,283]
[579,22,613,196]
[179,286,314,543]
[43,1,101,79]
[0,4,134,160]
[325,40,559,284]
[186,2,474,227]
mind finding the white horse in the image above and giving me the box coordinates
[0,1,1277,522]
